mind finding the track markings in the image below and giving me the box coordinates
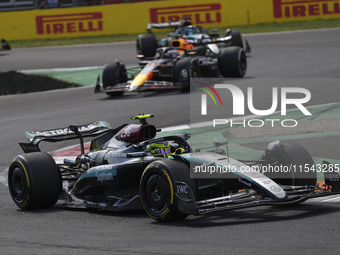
[0,169,7,187]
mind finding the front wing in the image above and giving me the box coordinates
[176,182,340,216]
[57,179,143,211]
[95,80,182,94]
[55,182,340,213]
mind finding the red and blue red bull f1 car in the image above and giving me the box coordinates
[95,36,247,97]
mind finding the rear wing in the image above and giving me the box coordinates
[147,22,182,32]
[19,121,114,153]
[183,36,232,47]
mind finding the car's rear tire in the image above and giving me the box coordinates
[174,57,200,91]
[102,62,127,96]
[8,152,62,210]
[136,34,157,58]
[218,46,246,78]
[140,160,197,222]
[261,141,317,186]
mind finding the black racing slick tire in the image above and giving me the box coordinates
[140,160,197,222]
[102,61,127,96]
[174,57,200,91]
[230,30,244,48]
[136,34,157,58]
[218,46,246,78]
[261,141,317,186]
[8,152,62,210]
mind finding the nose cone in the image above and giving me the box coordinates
[130,72,153,90]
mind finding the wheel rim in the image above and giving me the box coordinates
[145,173,168,213]
[10,168,26,203]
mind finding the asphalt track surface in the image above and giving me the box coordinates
[1,28,340,254]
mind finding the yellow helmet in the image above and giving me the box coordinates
[148,142,172,157]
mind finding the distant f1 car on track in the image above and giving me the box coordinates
[95,38,246,96]
[8,114,340,222]
[1,39,11,51]
[136,18,250,58]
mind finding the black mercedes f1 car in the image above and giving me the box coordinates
[95,38,246,96]
[8,114,340,222]
[136,19,250,58]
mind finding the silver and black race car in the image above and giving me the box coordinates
[8,114,340,222]
[136,19,251,58]
[95,39,246,96]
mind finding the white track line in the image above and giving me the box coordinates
[244,27,340,36]
[20,65,105,73]
[15,27,340,73]
[320,195,340,202]
[13,41,135,51]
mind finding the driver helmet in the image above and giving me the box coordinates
[167,49,179,59]
[148,142,172,157]
[183,27,195,36]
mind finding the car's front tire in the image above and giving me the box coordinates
[230,30,244,48]
[261,141,317,186]
[140,160,197,222]
[102,61,127,96]
[174,57,200,91]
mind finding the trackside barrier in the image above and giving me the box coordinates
[1,0,340,41]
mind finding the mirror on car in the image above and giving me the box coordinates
[69,124,79,133]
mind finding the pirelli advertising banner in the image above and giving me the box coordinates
[1,0,340,41]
